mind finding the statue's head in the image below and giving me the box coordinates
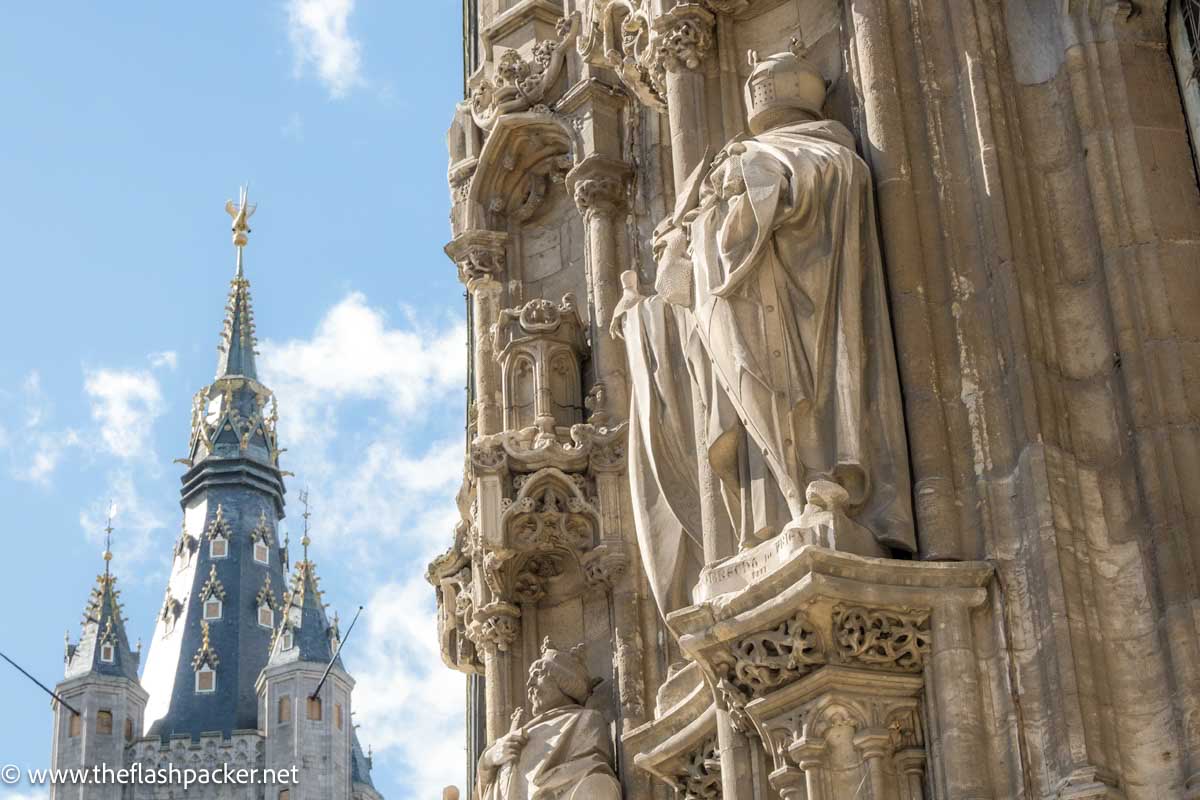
[527,637,594,714]
[744,37,827,134]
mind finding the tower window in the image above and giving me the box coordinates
[335,703,343,730]
[204,599,223,621]
[210,536,228,559]
[100,643,115,663]
[307,696,322,721]
[96,710,113,735]
[278,696,292,723]
[279,790,290,800]
[258,604,274,629]
[254,541,270,564]
[196,666,216,693]
[68,712,81,738]
[124,717,134,742]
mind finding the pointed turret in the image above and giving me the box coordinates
[214,258,259,379]
[51,521,148,800]
[64,521,140,682]
[259,520,358,800]
[267,533,343,669]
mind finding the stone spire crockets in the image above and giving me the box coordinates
[139,191,291,740]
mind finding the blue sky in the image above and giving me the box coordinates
[0,3,469,797]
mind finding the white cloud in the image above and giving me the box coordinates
[349,577,467,797]
[258,293,468,793]
[83,367,165,460]
[5,370,83,485]
[79,470,169,572]
[148,350,178,370]
[287,0,365,97]
[260,292,464,448]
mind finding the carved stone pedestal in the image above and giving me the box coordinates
[626,545,993,800]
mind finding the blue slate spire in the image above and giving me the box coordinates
[140,194,290,740]
[65,541,140,683]
[214,263,258,380]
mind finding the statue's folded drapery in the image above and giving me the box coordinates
[688,119,915,553]
[478,706,618,800]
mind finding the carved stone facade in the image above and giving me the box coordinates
[434,1,1200,799]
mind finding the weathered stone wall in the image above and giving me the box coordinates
[434,1,1200,798]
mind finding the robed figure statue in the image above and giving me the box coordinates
[618,39,916,618]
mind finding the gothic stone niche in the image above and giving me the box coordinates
[487,468,600,606]
[428,521,484,674]
[495,295,588,436]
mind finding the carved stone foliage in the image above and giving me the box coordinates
[653,4,715,74]
[494,295,587,435]
[674,737,721,800]
[832,606,931,673]
[471,422,628,475]
[581,543,629,591]
[577,0,666,107]
[469,601,521,655]
[445,230,508,287]
[729,612,823,697]
[470,14,579,130]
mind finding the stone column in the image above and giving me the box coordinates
[472,600,520,743]
[446,231,508,436]
[567,156,632,421]
[894,748,926,800]
[853,729,893,800]
[654,3,715,188]
[930,602,991,799]
[791,737,829,800]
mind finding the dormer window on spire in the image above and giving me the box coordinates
[251,511,273,565]
[200,565,226,622]
[192,621,219,694]
[256,574,278,629]
[100,643,114,663]
[206,505,232,560]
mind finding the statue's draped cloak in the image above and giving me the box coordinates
[688,119,915,553]
[479,706,616,800]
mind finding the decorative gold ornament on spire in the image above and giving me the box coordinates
[224,185,256,277]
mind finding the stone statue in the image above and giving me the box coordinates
[618,38,915,612]
[476,639,621,800]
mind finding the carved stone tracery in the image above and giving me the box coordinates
[832,606,931,673]
[729,612,823,697]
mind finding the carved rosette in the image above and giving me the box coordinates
[832,606,931,673]
[470,14,580,130]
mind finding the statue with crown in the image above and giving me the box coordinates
[475,638,621,800]
[617,35,915,617]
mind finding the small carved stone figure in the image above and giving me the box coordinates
[476,638,621,800]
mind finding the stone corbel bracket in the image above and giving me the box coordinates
[470,12,581,131]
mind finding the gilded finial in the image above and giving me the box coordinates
[224,185,256,278]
